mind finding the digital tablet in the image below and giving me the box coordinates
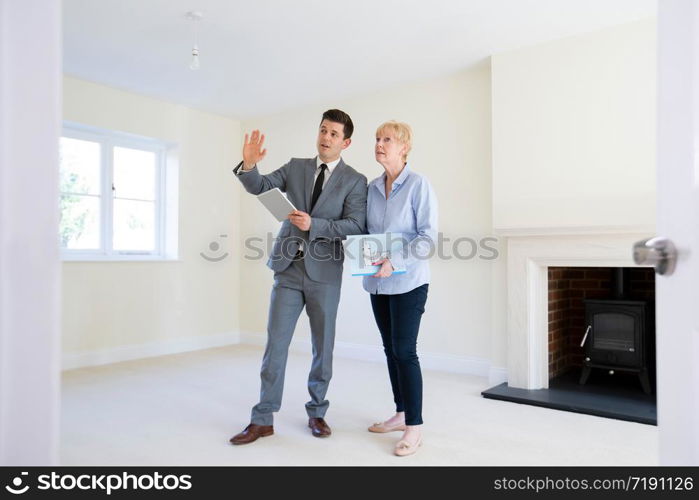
[257,188,297,222]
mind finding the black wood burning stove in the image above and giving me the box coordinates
[579,269,655,394]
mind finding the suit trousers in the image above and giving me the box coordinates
[369,284,429,426]
[251,257,342,425]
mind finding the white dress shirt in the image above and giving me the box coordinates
[314,156,340,188]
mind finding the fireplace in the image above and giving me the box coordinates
[481,233,658,424]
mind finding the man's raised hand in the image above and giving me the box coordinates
[242,130,267,170]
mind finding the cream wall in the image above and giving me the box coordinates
[492,19,656,232]
[60,18,656,378]
[62,77,241,366]
[238,65,496,367]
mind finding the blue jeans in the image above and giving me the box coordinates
[369,284,428,426]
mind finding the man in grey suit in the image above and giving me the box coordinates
[230,109,367,444]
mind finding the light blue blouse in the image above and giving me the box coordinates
[362,164,438,295]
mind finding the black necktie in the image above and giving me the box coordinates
[310,163,327,212]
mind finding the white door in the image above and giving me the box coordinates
[654,0,699,465]
[0,0,62,464]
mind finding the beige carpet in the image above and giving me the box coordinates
[60,344,658,466]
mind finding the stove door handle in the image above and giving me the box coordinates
[580,325,591,347]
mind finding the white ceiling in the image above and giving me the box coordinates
[63,0,656,119]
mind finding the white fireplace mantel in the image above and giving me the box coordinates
[506,232,653,390]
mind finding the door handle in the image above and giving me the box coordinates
[633,236,677,276]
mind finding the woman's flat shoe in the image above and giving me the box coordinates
[394,436,422,457]
[368,421,407,433]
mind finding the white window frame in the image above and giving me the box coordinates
[60,122,178,262]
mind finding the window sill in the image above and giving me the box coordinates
[61,255,181,263]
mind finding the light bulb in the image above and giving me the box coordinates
[190,45,200,70]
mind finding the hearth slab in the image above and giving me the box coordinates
[481,371,656,425]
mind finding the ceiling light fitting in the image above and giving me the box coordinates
[185,11,204,70]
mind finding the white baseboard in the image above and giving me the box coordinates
[63,330,509,381]
[239,330,499,378]
[238,331,267,346]
[421,352,492,377]
[488,366,509,386]
[62,331,240,370]
[240,331,387,363]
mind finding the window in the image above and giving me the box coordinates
[59,123,178,261]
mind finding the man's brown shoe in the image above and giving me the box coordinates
[229,424,274,445]
[308,417,332,438]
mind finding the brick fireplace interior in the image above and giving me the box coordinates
[547,267,655,381]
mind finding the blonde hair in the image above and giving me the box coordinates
[376,121,412,163]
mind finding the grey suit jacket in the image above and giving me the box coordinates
[234,157,367,284]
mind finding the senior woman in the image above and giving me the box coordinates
[364,121,438,456]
